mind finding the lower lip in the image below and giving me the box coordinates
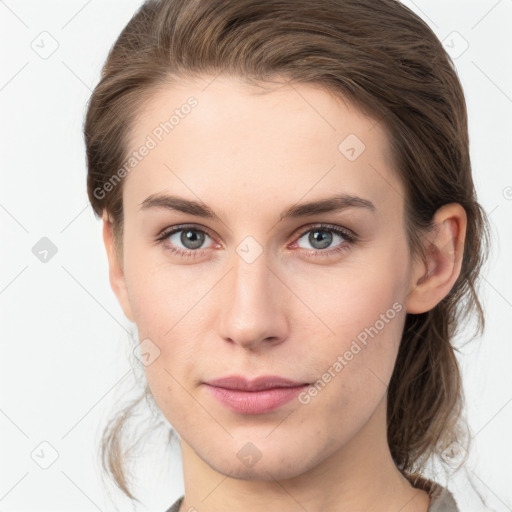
[204,384,309,414]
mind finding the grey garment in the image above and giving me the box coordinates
[164,481,459,512]
[428,481,459,512]
[165,496,183,512]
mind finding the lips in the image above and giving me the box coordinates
[206,375,308,391]
[203,375,309,414]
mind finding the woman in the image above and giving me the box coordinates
[85,0,490,510]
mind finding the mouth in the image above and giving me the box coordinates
[203,375,310,414]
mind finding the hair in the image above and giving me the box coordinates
[85,0,491,504]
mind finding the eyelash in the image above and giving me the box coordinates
[155,223,357,260]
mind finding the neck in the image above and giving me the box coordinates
[177,397,430,512]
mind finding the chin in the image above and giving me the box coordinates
[200,441,323,482]
[209,457,307,481]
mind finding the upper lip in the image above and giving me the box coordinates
[205,375,308,391]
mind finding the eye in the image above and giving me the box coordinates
[155,222,357,260]
[169,227,210,250]
[155,224,216,258]
[293,224,356,255]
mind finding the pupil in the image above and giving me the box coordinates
[310,230,332,249]
[181,229,204,249]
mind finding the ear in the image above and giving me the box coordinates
[405,203,467,314]
[102,211,135,323]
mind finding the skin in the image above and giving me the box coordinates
[102,75,467,512]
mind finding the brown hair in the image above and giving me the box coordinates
[85,0,491,502]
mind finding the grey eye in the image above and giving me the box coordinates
[169,229,211,250]
[297,229,344,250]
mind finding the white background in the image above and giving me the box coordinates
[0,0,511,511]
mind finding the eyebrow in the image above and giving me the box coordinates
[139,192,376,222]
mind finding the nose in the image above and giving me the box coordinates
[217,250,289,351]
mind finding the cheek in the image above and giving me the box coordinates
[296,243,409,352]
[125,274,206,383]
[122,235,202,339]
[126,264,208,425]
[290,281,407,449]
[331,270,405,351]
[122,249,214,387]
[305,275,405,400]
[293,246,409,407]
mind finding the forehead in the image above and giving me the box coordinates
[123,75,403,221]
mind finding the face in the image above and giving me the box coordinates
[108,75,418,481]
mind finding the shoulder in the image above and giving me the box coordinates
[408,474,459,512]
[428,483,459,512]
[164,481,460,512]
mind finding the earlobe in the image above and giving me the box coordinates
[102,212,135,323]
[405,204,467,314]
